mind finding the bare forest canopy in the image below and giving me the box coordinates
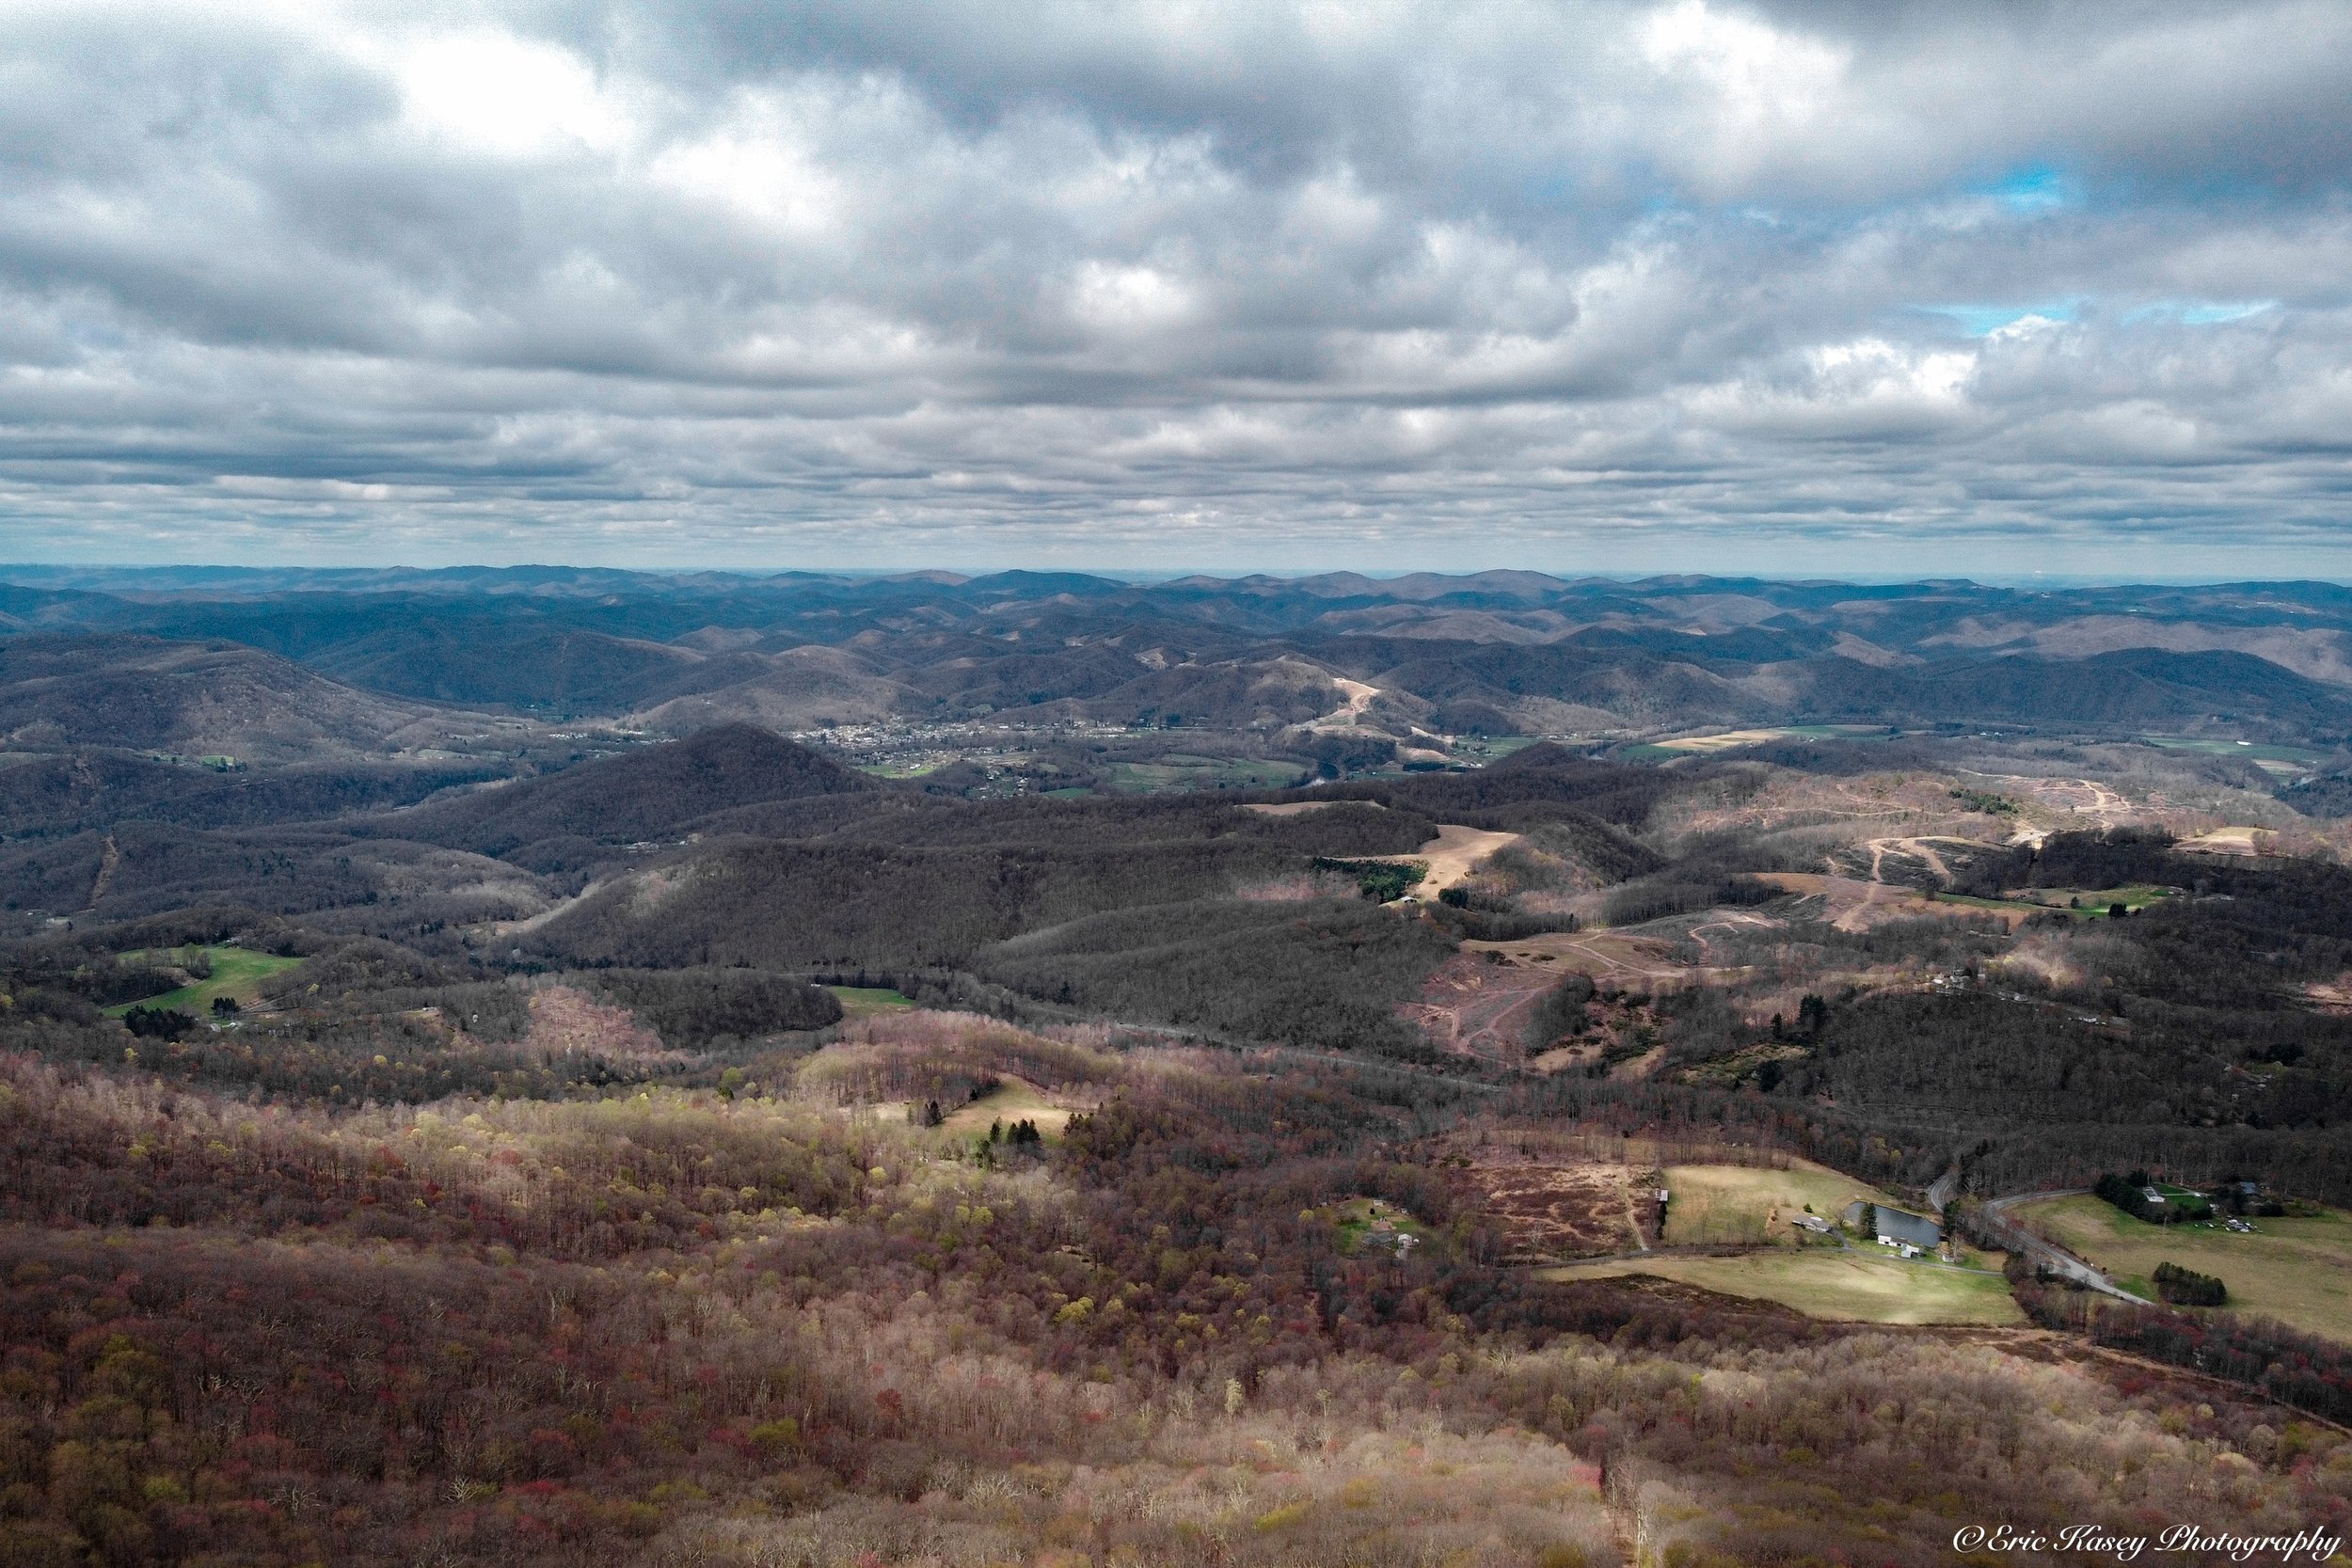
[8,571,2352,1565]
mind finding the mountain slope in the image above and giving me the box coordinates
[0,635,452,762]
[1791,648,2352,732]
[381,722,883,858]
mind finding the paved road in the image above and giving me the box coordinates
[1982,1190,2150,1303]
[1926,1165,1960,1213]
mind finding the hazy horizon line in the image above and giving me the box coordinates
[4,562,2350,593]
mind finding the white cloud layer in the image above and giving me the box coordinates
[0,0,2349,572]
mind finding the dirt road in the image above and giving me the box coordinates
[1685,910,1777,963]
[1303,675,1381,732]
[1756,872,2033,932]
[1965,774,2134,828]
[1465,928,1702,987]
[1862,834,1987,884]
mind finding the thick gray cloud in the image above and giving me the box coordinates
[1,0,2349,573]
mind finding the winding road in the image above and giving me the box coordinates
[1981,1190,2149,1303]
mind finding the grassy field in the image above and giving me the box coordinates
[2141,735,2323,769]
[1931,889,2161,923]
[2008,883,2176,915]
[1540,1251,2021,1325]
[102,945,303,1018]
[939,1076,1073,1140]
[1105,755,1311,793]
[1931,890,2049,916]
[827,986,915,1018]
[850,759,953,779]
[1446,736,1549,765]
[1660,1161,1910,1246]
[2013,1195,2352,1340]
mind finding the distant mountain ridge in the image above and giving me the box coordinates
[7,571,2352,744]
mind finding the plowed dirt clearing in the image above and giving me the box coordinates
[1463,928,1724,988]
[1399,953,1561,1062]
[1449,1141,1648,1261]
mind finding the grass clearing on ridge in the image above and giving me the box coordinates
[828,985,915,1018]
[102,945,303,1019]
[1540,1250,2021,1325]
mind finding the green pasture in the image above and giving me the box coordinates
[2005,884,2177,918]
[827,986,915,1018]
[2141,735,2323,768]
[1105,755,1310,794]
[1445,736,1549,764]
[102,945,303,1019]
[2014,1194,2352,1340]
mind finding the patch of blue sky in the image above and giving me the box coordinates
[1914,300,2081,337]
[2124,300,2276,325]
[1985,165,2071,213]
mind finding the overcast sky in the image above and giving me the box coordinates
[3,1,2350,576]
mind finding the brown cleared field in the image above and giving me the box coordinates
[1453,1146,1645,1260]
[1757,872,2035,931]
[1451,1142,1926,1263]
[1650,729,1795,752]
[1660,1160,1910,1246]
[2176,825,2275,857]
[2014,1195,2352,1340]
[1353,822,1523,893]
[1539,1251,2023,1326]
